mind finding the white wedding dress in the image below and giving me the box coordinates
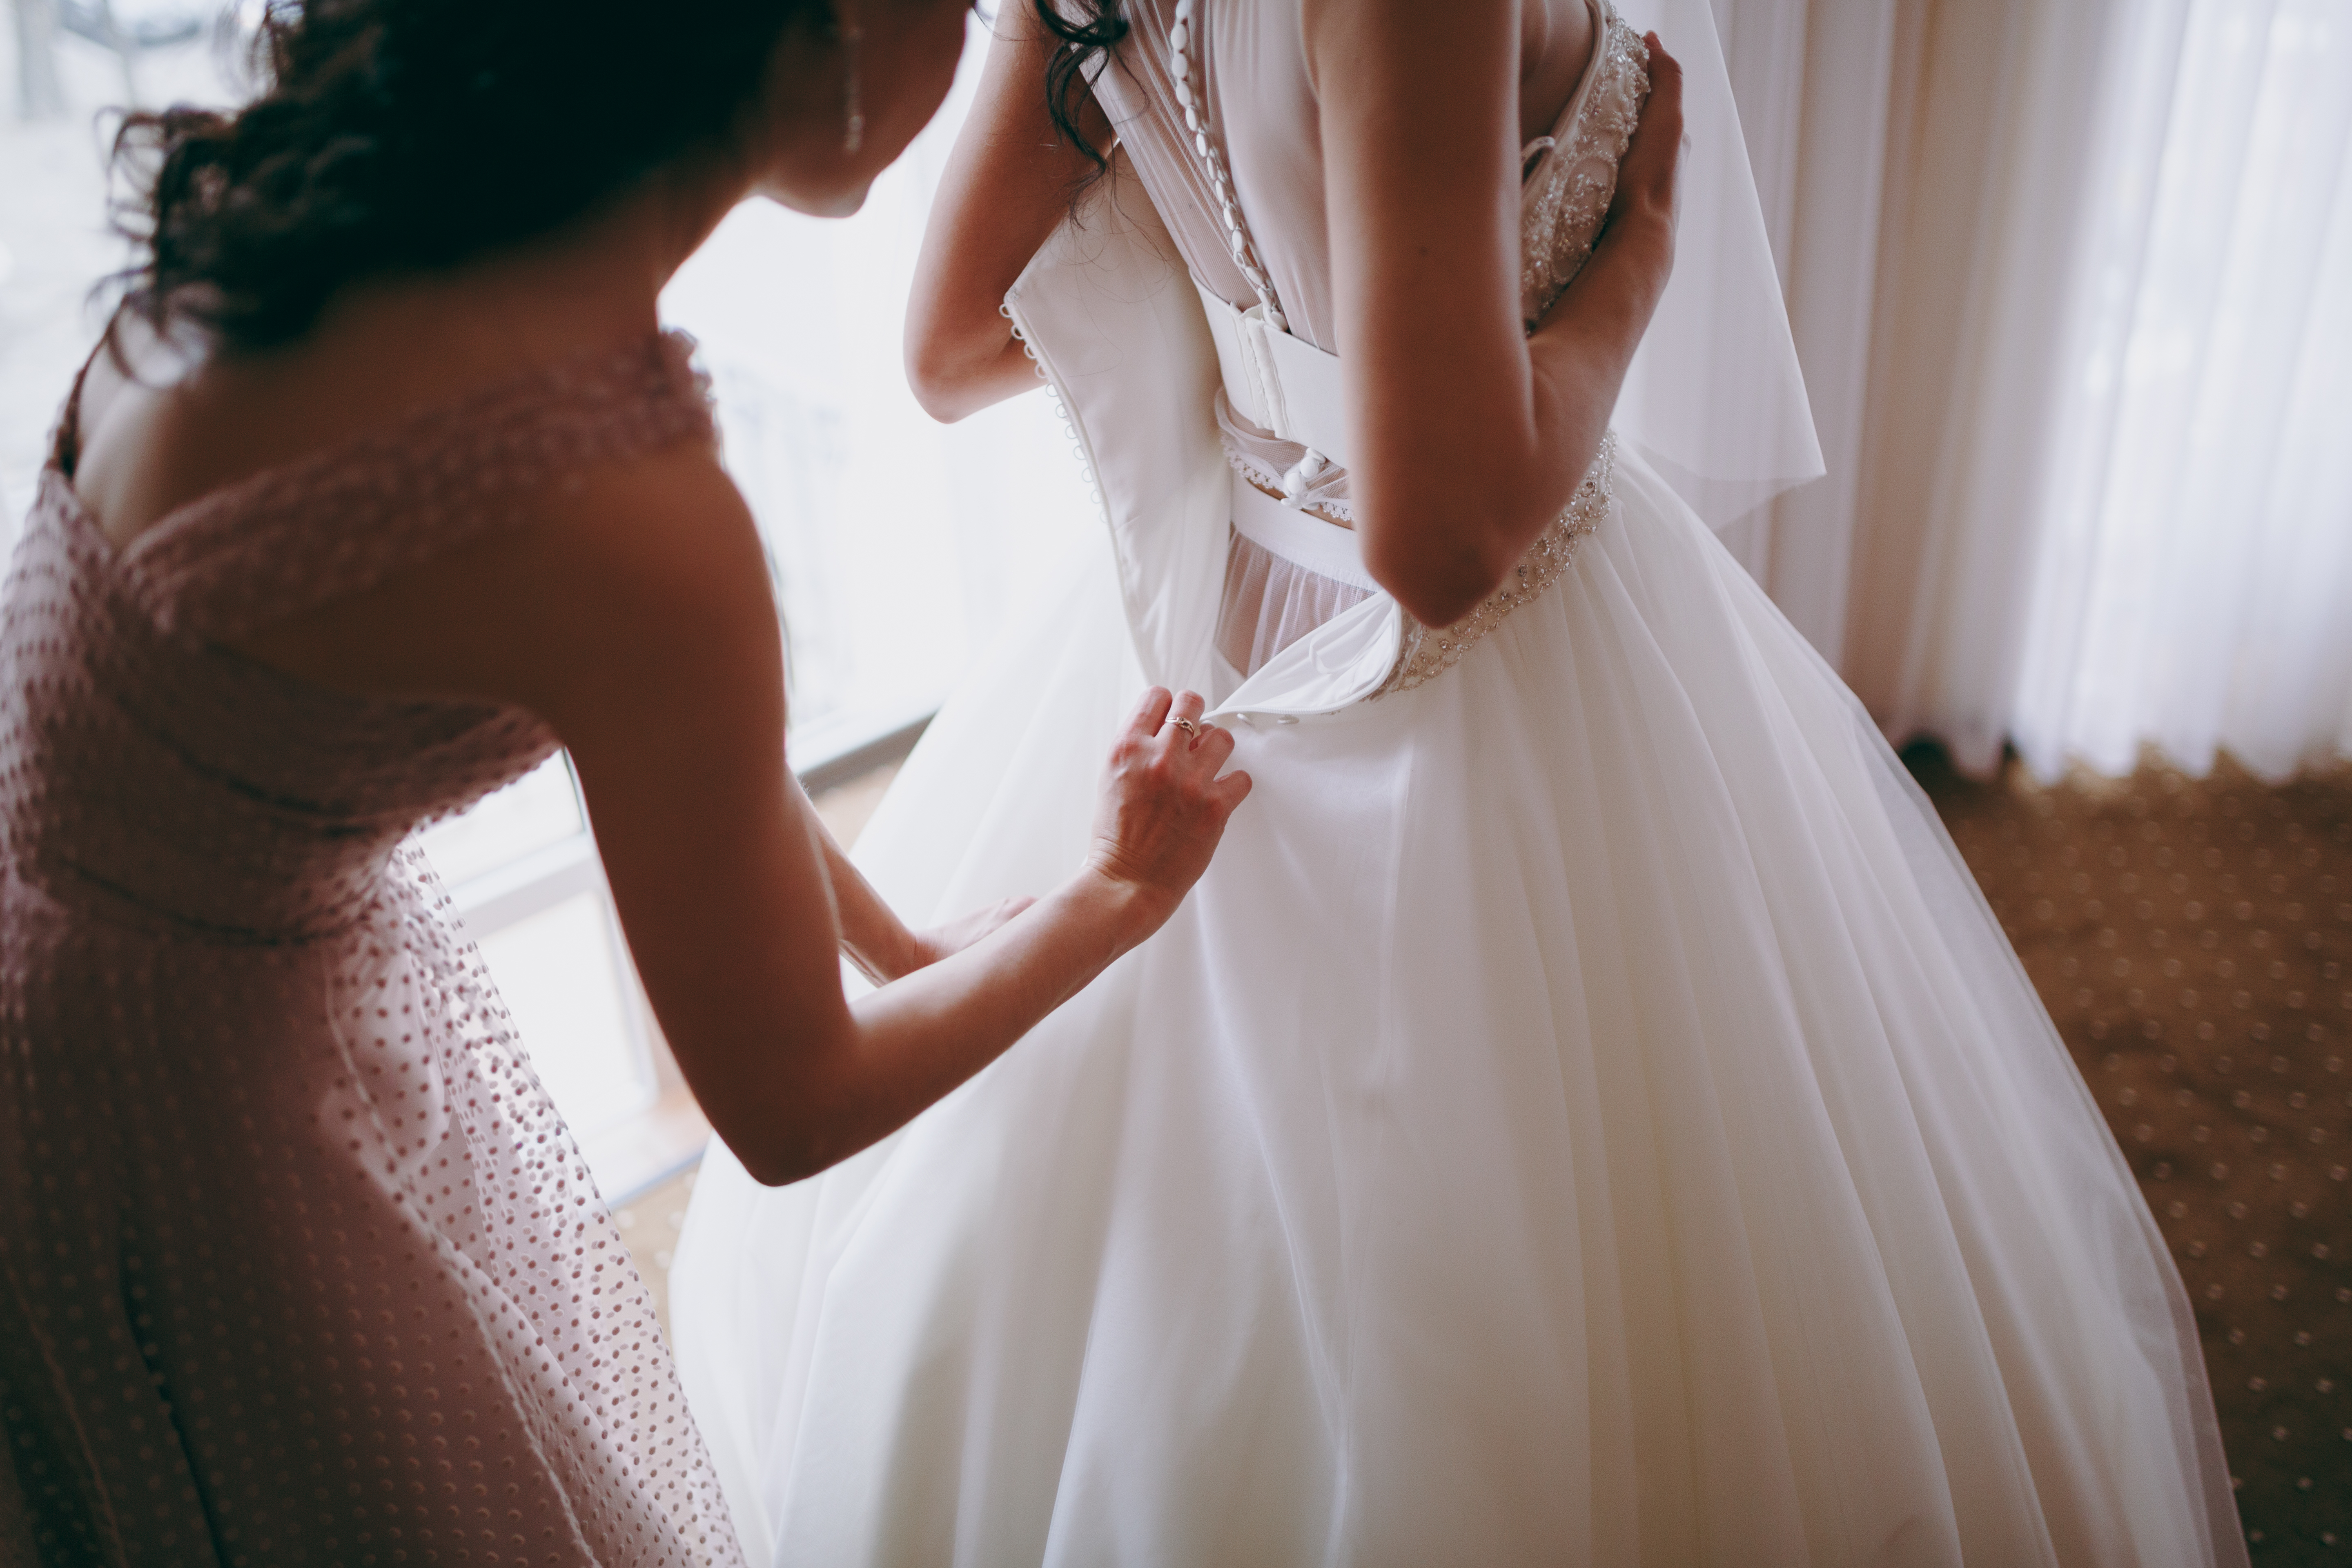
[670,3,2245,1563]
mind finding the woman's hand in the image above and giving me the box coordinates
[878,686,1247,980]
[1082,687,1254,935]
[1600,34,1684,266]
[905,895,1040,970]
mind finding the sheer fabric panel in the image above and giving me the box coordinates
[1216,531,1373,681]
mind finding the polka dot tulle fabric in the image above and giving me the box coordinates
[0,335,744,1564]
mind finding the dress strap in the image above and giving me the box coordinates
[124,331,715,642]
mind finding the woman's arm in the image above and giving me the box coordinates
[903,7,1106,423]
[236,445,1250,1189]
[796,771,1032,986]
[546,459,1247,1183]
[802,775,924,982]
[1307,1,1682,627]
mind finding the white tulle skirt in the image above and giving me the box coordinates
[670,450,2243,1567]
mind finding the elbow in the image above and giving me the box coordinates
[1390,575,1498,632]
[740,1148,824,1189]
[730,1123,842,1189]
[905,340,979,425]
[708,1075,855,1189]
[1364,520,1516,630]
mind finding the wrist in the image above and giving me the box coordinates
[883,925,929,982]
[1602,206,1675,278]
[1069,860,1175,956]
[846,919,925,984]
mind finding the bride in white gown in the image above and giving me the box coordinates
[671,1,2245,1562]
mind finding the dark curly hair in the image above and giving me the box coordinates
[112,0,833,350]
[1030,0,1124,173]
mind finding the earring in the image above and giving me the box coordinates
[840,11,866,155]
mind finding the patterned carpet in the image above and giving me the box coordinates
[1914,745,2351,1565]
[626,754,2352,1560]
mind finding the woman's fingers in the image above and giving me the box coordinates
[1607,33,1684,239]
[1647,33,1683,100]
[1085,690,1252,911]
[1160,689,1209,750]
[909,893,1039,971]
[1159,703,1246,821]
[1127,686,1176,744]
[1631,37,1683,163]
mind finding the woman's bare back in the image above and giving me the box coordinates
[73,211,674,560]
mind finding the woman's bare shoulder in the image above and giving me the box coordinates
[218,412,772,724]
[1302,0,1590,149]
[72,274,669,539]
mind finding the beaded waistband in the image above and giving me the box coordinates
[1376,434,1618,696]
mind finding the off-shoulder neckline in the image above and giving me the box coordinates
[49,327,701,570]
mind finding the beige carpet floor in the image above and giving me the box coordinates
[625,753,2352,1561]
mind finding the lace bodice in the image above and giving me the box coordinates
[0,332,744,1564]
[1520,10,1651,330]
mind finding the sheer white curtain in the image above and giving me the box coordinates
[1836,0,2145,776]
[1713,0,2130,768]
[2008,0,2352,781]
[1718,0,2350,782]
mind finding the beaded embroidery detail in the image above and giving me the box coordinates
[1377,434,1617,696]
[1521,14,1650,330]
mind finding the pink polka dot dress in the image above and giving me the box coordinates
[0,332,745,1566]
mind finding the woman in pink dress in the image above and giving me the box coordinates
[0,1,1251,1561]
